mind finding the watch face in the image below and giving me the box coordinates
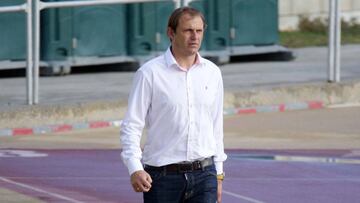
[217,173,225,180]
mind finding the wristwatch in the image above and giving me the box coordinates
[217,173,225,181]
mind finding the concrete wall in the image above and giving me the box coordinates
[279,0,360,30]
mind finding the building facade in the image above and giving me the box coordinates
[279,0,360,30]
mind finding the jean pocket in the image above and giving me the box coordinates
[146,169,165,181]
[204,165,217,177]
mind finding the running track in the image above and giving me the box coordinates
[1,149,360,203]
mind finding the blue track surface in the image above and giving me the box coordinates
[1,149,360,203]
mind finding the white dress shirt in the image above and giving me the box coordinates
[120,48,227,175]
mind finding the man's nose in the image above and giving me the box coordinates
[190,31,199,40]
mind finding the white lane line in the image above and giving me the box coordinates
[225,178,360,182]
[327,103,360,108]
[223,190,265,203]
[231,154,360,165]
[1,176,128,180]
[343,150,360,158]
[5,176,359,182]
[0,177,84,203]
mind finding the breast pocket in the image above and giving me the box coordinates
[200,83,217,108]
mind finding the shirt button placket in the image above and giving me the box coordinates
[186,71,195,159]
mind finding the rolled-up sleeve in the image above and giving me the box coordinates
[120,70,152,175]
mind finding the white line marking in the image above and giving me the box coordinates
[0,177,84,203]
[4,176,359,182]
[273,155,360,164]
[343,150,360,158]
[1,176,128,180]
[224,178,360,182]
[223,190,265,203]
[327,103,360,108]
[0,150,48,158]
[230,154,360,165]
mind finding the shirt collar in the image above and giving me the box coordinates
[164,47,205,71]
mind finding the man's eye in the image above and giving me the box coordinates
[184,29,202,33]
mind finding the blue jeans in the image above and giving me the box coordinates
[144,164,218,203]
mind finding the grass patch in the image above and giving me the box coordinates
[280,32,329,48]
[280,17,360,48]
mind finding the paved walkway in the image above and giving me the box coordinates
[1,45,360,106]
[0,45,359,129]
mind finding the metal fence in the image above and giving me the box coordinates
[328,0,341,82]
[0,0,341,105]
[0,0,33,104]
[32,0,178,105]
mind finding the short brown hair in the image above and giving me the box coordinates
[167,6,206,33]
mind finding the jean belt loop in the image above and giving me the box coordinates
[205,156,214,170]
[201,160,205,171]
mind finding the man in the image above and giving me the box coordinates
[120,6,227,203]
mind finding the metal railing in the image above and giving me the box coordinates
[0,0,33,105]
[32,0,179,104]
[328,0,341,82]
[0,0,341,105]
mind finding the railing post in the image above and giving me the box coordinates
[33,0,41,104]
[26,0,33,105]
[334,0,341,82]
[328,0,341,83]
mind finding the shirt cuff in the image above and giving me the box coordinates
[127,159,144,175]
[215,161,223,175]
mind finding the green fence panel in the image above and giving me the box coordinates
[41,0,127,61]
[191,0,278,49]
[188,0,207,51]
[205,0,230,50]
[72,4,127,57]
[127,1,174,55]
[230,0,278,46]
[41,0,72,61]
[190,0,230,51]
[0,0,26,61]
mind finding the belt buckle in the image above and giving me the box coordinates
[194,161,202,170]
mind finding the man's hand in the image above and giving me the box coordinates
[217,179,223,203]
[130,170,152,193]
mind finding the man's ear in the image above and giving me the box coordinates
[167,27,175,42]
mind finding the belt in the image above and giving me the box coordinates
[145,157,214,173]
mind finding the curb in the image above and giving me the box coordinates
[224,100,323,115]
[0,120,123,137]
[0,100,324,137]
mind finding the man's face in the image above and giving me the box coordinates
[168,14,204,57]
